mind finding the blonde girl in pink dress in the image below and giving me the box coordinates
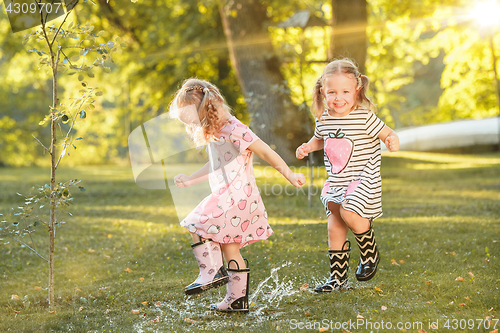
[171,78,305,312]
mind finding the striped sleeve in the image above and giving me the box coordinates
[366,111,386,138]
[314,118,322,139]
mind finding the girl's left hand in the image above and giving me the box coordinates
[288,173,306,188]
[385,134,400,152]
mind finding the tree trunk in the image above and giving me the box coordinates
[48,47,59,308]
[330,0,367,73]
[218,0,310,163]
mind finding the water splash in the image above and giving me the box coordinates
[249,261,299,307]
[131,262,310,331]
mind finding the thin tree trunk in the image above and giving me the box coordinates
[218,0,309,163]
[48,47,60,308]
[331,0,367,72]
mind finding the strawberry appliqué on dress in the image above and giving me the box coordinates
[323,128,361,206]
[324,129,353,174]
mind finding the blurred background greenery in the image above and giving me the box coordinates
[0,0,499,166]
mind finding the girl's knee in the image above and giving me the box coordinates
[339,206,358,221]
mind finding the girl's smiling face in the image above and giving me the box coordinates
[321,73,360,117]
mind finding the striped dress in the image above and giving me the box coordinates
[314,108,386,220]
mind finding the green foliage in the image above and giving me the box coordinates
[366,0,500,128]
[2,0,500,166]
[434,18,500,120]
[0,179,82,255]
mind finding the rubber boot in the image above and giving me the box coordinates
[184,239,229,295]
[314,240,351,293]
[210,259,249,312]
[353,224,380,281]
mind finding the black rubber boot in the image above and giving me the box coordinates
[314,240,351,293]
[353,225,380,281]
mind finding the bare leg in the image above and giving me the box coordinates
[339,206,370,233]
[340,206,379,281]
[190,232,202,243]
[327,202,349,251]
[220,242,245,269]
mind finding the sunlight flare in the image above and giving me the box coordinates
[472,0,500,27]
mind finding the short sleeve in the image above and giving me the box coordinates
[366,111,385,138]
[314,118,322,140]
[230,121,260,154]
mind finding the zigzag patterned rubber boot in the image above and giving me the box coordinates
[354,225,380,281]
[184,239,229,295]
[210,259,250,312]
[314,240,351,293]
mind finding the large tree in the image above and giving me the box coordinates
[330,0,367,72]
[219,0,310,163]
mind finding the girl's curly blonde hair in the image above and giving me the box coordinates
[170,78,230,146]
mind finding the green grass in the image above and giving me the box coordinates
[0,151,499,332]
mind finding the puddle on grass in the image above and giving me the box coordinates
[131,261,311,331]
[131,263,376,331]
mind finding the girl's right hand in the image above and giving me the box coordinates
[174,174,192,188]
[296,143,311,159]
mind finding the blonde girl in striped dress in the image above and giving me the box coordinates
[296,59,399,292]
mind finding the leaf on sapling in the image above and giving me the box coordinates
[80,111,86,119]
[61,115,69,123]
[75,137,83,140]
[78,186,86,191]
[78,74,84,81]
[95,91,103,96]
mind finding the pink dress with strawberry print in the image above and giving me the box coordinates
[314,108,386,220]
[180,116,271,248]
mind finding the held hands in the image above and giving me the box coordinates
[384,133,400,152]
[173,174,192,188]
[296,143,311,159]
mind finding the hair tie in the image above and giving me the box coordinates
[203,87,209,94]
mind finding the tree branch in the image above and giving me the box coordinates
[51,11,72,48]
[10,236,48,262]
[32,134,50,153]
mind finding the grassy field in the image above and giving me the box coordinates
[0,151,499,332]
